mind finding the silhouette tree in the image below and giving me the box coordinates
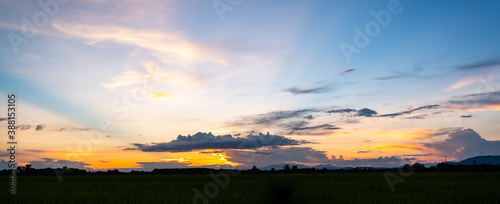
[292,165,298,171]
[402,164,414,172]
[251,166,259,171]
[412,162,425,171]
[283,164,290,171]
[270,168,276,172]
[473,160,477,165]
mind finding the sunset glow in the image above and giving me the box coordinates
[1,0,500,172]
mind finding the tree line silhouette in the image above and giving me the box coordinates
[2,162,500,176]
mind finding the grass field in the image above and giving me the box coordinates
[2,172,500,203]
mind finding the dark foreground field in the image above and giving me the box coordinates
[2,172,500,203]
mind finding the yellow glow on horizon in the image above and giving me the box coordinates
[363,143,426,151]
[152,91,170,98]
[160,151,241,167]
[90,160,140,170]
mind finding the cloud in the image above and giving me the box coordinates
[375,73,410,80]
[128,132,308,152]
[58,127,90,132]
[0,159,17,170]
[286,121,340,135]
[52,21,228,66]
[326,108,357,114]
[227,109,315,127]
[36,124,45,131]
[29,158,91,169]
[15,124,31,130]
[446,76,483,91]
[461,114,472,118]
[424,128,500,161]
[226,147,330,168]
[283,86,331,95]
[455,59,500,71]
[0,118,7,121]
[428,128,464,137]
[447,91,500,110]
[356,108,378,117]
[304,115,314,120]
[325,108,377,117]
[378,105,440,118]
[375,64,428,80]
[357,150,371,153]
[402,153,433,157]
[329,155,416,167]
[337,68,356,76]
[103,62,201,89]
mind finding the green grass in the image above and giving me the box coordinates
[2,172,500,203]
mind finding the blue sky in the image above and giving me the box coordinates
[1,0,500,170]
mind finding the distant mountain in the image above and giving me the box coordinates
[458,155,500,165]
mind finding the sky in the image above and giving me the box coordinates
[1,0,500,171]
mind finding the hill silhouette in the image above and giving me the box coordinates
[458,155,500,165]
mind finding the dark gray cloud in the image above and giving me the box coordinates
[227,109,314,127]
[0,118,7,121]
[338,68,356,76]
[0,159,17,169]
[448,91,500,109]
[198,150,226,154]
[325,108,377,117]
[36,124,45,131]
[286,121,340,135]
[29,158,91,169]
[292,124,340,131]
[424,128,500,161]
[356,108,378,117]
[378,105,440,118]
[456,59,500,71]
[15,124,32,130]
[461,114,472,118]
[357,150,371,153]
[326,108,357,114]
[128,132,308,152]
[403,114,428,120]
[283,86,331,95]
